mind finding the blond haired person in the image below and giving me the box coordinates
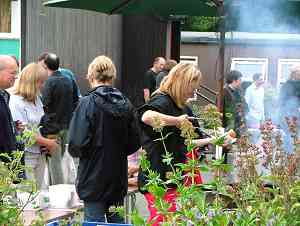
[137,63,213,225]
[9,63,58,189]
[68,56,140,223]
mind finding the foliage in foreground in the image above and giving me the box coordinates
[130,113,300,225]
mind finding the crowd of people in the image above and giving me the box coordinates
[223,67,300,147]
[1,53,300,225]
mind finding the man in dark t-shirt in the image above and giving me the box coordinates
[143,57,165,102]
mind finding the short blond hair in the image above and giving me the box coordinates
[158,63,201,108]
[14,62,47,103]
[87,55,116,83]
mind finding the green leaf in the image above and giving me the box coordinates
[131,209,146,226]
[199,165,210,172]
[148,184,166,198]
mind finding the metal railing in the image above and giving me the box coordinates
[195,84,218,105]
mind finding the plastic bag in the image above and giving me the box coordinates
[61,144,77,184]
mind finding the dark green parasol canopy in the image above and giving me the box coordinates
[44,0,219,17]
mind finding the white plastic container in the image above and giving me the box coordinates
[49,184,79,208]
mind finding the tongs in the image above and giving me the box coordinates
[187,116,202,121]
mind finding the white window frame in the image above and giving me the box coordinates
[0,0,21,39]
[230,58,269,82]
[277,59,300,87]
[180,56,198,66]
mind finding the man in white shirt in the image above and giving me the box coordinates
[245,73,265,129]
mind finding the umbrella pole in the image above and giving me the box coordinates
[216,1,225,113]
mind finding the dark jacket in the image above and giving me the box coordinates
[40,70,78,136]
[68,85,140,204]
[0,90,16,154]
[223,85,247,137]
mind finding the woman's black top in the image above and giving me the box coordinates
[137,93,188,192]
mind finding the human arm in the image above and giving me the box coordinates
[141,110,188,128]
[68,98,93,158]
[35,135,58,154]
[125,105,141,156]
[143,88,150,102]
[71,79,79,111]
[143,71,153,102]
[192,137,214,147]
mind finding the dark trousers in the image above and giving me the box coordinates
[84,201,124,223]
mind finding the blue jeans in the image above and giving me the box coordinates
[84,201,124,223]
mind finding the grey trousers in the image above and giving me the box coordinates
[47,130,68,185]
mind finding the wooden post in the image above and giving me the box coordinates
[170,20,181,63]
[21,0,27,68]
[216,0,225,113]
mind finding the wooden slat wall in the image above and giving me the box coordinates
[122,15,168,107]
[24,0,122,94]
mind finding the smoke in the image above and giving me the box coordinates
[226,0,300,33]
[223,0,300,153]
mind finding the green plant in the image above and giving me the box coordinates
[0,126,41,225]
[129,109,300,225]
[16,125,40,148]
[0,151,38,225]
[130,115,233,225]
[191,104,223,131]
[182,16,219,32]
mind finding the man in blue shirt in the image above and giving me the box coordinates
[38,52,81,98]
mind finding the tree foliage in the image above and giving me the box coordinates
[181,16,219,32]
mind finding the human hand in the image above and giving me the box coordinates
[44,139,59,155]
[212,129,237,146]
[128,164,139,176]
[15,120,25,132]
[175,114,189,128]
[128,177,138,186]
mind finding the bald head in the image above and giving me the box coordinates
[0,55,18,89]
[153,57,165,73]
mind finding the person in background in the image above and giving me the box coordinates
[264,82,277,123]
[143,57,165,102]
[155,59,177,89]
[138,63,214,226]
[40,53,78,185]
[278,66,300,153]
[128,148,142,186]
[223,70,247,137]
[9,63,58,189]
[245,73,265,129]
[38,52,81,98]
[241,80,252,95]
[0,55,18,158]
[68,55,140,223]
